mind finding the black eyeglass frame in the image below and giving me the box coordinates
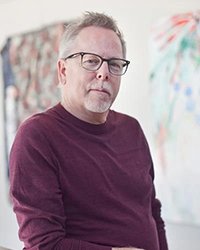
[62,52,130,76]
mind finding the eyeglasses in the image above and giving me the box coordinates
[63,52,130,76]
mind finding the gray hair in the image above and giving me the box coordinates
[58,11,127,59]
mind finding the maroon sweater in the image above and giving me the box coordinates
[9,103,168,250]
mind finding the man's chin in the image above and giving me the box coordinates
[85,101,111,114]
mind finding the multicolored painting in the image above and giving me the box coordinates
[1,22,66,172]
[149,10,200,225]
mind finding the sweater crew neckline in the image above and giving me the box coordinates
[53,103,113,135]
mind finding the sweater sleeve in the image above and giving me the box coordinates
[150,165,168,250]
[9,119,111,250]
[152,197,168,250]
[141,126,168,250]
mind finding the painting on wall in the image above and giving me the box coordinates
[149,10,200,226]
[1,22,66,174]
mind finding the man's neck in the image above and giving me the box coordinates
[60,101,109,125]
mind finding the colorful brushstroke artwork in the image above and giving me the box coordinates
[1,23,66,173]
[149,10,200,225]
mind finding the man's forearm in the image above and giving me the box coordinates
[112,248,144,250]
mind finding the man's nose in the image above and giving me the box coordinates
[96,61,110,80]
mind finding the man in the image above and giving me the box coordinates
[9,12,168,250]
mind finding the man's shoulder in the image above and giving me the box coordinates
[17,104,59,134]
[110,109,140,126]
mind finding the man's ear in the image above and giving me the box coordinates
[57,59,67,85]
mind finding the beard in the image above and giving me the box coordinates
[85,96,112,113]
[85,81,115,113]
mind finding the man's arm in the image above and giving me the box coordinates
[152,198,168,250]
[149,162,168,250]
[142,131,168,250]
[112,248,144,250]
[9,121,111,250]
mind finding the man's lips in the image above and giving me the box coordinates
[89,88,111,96]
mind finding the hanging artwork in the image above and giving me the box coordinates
[1,22,66,173]
[149,10,200,226]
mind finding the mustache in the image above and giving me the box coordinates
[88,82,113,96]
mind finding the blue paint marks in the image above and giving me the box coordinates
[184,86,193,96]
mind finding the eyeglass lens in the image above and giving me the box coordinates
[81,54,128,75]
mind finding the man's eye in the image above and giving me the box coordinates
[110,61,122,69]
[84,59,99,65]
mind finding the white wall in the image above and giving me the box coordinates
[0,0,200,249]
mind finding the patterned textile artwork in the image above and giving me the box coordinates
[149,11,200,225]
[1,23,66,171]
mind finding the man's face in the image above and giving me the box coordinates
[57,26,123,122]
